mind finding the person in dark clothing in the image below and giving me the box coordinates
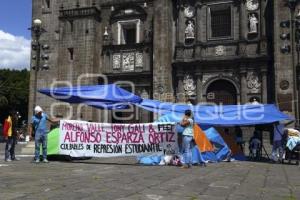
[235,126,244,153]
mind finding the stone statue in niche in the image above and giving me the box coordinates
[185,20,195,39]
[249,13,258,34]
[183,74,196,96]
[141,89,149,99]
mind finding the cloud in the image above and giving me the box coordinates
[0,30,30,70]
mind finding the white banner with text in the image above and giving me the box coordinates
[59,120,178,157]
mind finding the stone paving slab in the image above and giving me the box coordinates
[0,156,299,200]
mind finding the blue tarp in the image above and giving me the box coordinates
[204,127,231,161]
[39,84,142,105]
[138,99,292,126]
[157,115,230,163]
[39,85,292,125]
[83,101,129,110]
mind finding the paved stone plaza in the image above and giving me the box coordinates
[0,143,299,200]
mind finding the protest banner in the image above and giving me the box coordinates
[59,120,178,157]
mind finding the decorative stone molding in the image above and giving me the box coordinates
[184,6,195,18]
[183,74,196,96]
[280,80,290,90]
[246,0,259,11]
[203,75,240,95]
[135,52,143,67]
[215,45,226,56]
[112,54,121,69]
[122,52,135,71]
[246,72,261,93]
[59,7,101,21]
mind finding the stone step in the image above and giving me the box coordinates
[21,141,35,155]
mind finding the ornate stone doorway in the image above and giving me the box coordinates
[206,80,237,105]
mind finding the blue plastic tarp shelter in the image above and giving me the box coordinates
[156,115,229,162]
[83,101,129,110]
[138,99,292,126]
[156,114,212,163]
[39,84,142,109]
[204,127,231,161]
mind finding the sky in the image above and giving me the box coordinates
[0,0,32,70]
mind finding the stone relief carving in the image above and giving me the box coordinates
[112,54,121,69]
[247,72,261,93]
[249,13,258,34]
[183,74,196,96]
[135,52,143,67]
[202,73,234,84]
[185,20,195,39]
[246,0,259,11]
[202,74,214,84]
[280,80,290,90]
[141,89,149,99]
[184,6,195,18]
[215,45,226,56]
[122,52,135,71]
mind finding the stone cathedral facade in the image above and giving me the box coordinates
[29,0,300,123]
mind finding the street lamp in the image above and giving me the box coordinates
[29,19,48,112]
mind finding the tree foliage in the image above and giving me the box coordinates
[0,69,29,124]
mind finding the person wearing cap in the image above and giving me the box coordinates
[29,106,59,163]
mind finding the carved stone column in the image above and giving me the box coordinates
[177,69,185,103]
[261,68,268,103]
[153,0,174,100]
[240,0,247,40]
[240,68,248,104]
[260,0,266,38]
[195,71,203,103]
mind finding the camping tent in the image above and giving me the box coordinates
[155,110,216,163]
[204,127,232,161]
[157,114,232,163]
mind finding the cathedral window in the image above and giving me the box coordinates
[69,20,74,32]
[45,0,50,9]
[117,20,141,45]
[208,4,232,39]
[68,48,74,60]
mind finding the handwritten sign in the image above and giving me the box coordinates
[59,120,178,157]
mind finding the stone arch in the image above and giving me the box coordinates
[204,77,240,105]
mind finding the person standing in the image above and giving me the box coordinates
[235,126,244,153]
[3,111,20,162]
[272,122,284,163]
[29,106,58,163]
[180,109,194,168]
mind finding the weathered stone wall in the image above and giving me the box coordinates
[152,0,174,102]
[273,0,298,121]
